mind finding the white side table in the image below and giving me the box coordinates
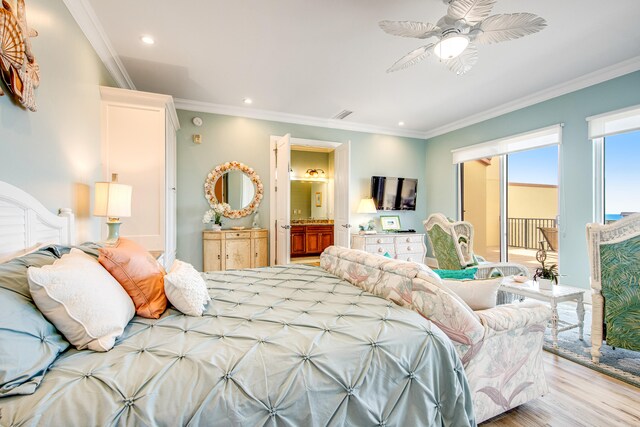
[499,279,586,348]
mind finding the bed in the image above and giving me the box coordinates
[0,181,476,427]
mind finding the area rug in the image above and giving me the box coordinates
[543,302,640,388]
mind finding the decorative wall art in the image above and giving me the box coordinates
[204,161,264,218]
[0,0,39,111]
[315,192,322,207]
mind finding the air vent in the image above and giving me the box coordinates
[332,110,353,120]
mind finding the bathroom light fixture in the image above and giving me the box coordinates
[304,168,325,178]
[243,98,253,105]
[141,35,155,45]
[398,121,405,127]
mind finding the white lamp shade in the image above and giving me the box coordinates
[357,198,377,214]
[94,182,132,218]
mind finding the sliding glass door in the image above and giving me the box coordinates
[506,146,559,272]
[456,125,562,273]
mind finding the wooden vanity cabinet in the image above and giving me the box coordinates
[203,229,268,271]
[290,224,334,256]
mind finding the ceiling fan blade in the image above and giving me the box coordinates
[387,44,435,73]
[445,44,478,75]
[474,13,547,44]
[447,0,496,25]
[379,21,440,39]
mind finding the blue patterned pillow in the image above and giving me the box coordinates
[0,248,69,396]
[432,267,478,280]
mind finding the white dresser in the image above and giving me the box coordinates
[351,233,426,263]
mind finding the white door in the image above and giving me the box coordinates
[334,141,351,247]
[275,134,291,265]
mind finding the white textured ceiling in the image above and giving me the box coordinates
[85,0,640,136]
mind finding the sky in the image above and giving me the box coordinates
[504,132,640,215]
[507,145,559,186]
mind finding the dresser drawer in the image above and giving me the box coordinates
[366,244,395,255]
[396,243,423,254]
[397,235,423,244]
[396,254,423,263]
[368,236,395,245]
[226,231,251,239]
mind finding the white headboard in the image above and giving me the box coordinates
[0,181,75,263]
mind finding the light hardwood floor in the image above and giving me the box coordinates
[482,352,640,426]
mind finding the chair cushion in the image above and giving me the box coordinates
[28,249,135,352]
[441,278,502,310]
[433,267,478,280]
[164,260,211,316]
[0,247,69,396]
[99,238,167,319]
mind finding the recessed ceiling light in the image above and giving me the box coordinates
[243,98,253,105]
[141,35,155,45]
[398,121,405,127]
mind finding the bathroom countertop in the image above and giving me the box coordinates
[290,220,334,225]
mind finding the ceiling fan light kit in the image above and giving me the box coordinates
[380,0,547,75]
[434,31,469,59]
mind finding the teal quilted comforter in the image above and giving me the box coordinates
[0,264,475,426]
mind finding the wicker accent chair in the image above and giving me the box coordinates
[587,214,640,363]
[424,213,529,304]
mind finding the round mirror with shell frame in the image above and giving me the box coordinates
[204,161,264,218]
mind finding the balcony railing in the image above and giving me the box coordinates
[508,217,557,250]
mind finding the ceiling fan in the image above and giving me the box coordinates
[380,0,547,75]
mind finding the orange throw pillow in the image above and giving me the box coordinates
[98,238,167,319]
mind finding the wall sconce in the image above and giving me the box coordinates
[304,168,325,178]
[193,134,202,144]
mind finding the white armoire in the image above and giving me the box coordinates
[99,86,180,268]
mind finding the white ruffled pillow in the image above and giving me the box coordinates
[27,249,135,352]
[164,260,211,316]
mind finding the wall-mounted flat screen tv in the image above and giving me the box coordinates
[371,176,417,211]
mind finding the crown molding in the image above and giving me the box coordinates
[174,99,426,139]
[423,55,640,140]
[63,0,135,90]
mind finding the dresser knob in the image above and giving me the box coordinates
[406,238,411,242]
[407,246,412,251]
[407,257,413,262]
[377,239,382,243]
[378,248,383,253]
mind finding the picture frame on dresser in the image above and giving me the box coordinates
[380,215,401,231]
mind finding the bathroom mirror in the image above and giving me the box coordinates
[204,161,264,218]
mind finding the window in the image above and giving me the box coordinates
[603,131,640,222]
[588,104,640,223]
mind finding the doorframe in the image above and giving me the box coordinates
[269,136,344,266]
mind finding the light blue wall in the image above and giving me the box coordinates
[176,111,426,270]
[425,71,640,289]
[0,0,115,241]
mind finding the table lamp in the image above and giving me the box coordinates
[357,198,377,234]
[94,173,132,246]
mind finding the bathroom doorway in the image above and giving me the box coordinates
[288,145,335,266]
[270,136,350,266]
